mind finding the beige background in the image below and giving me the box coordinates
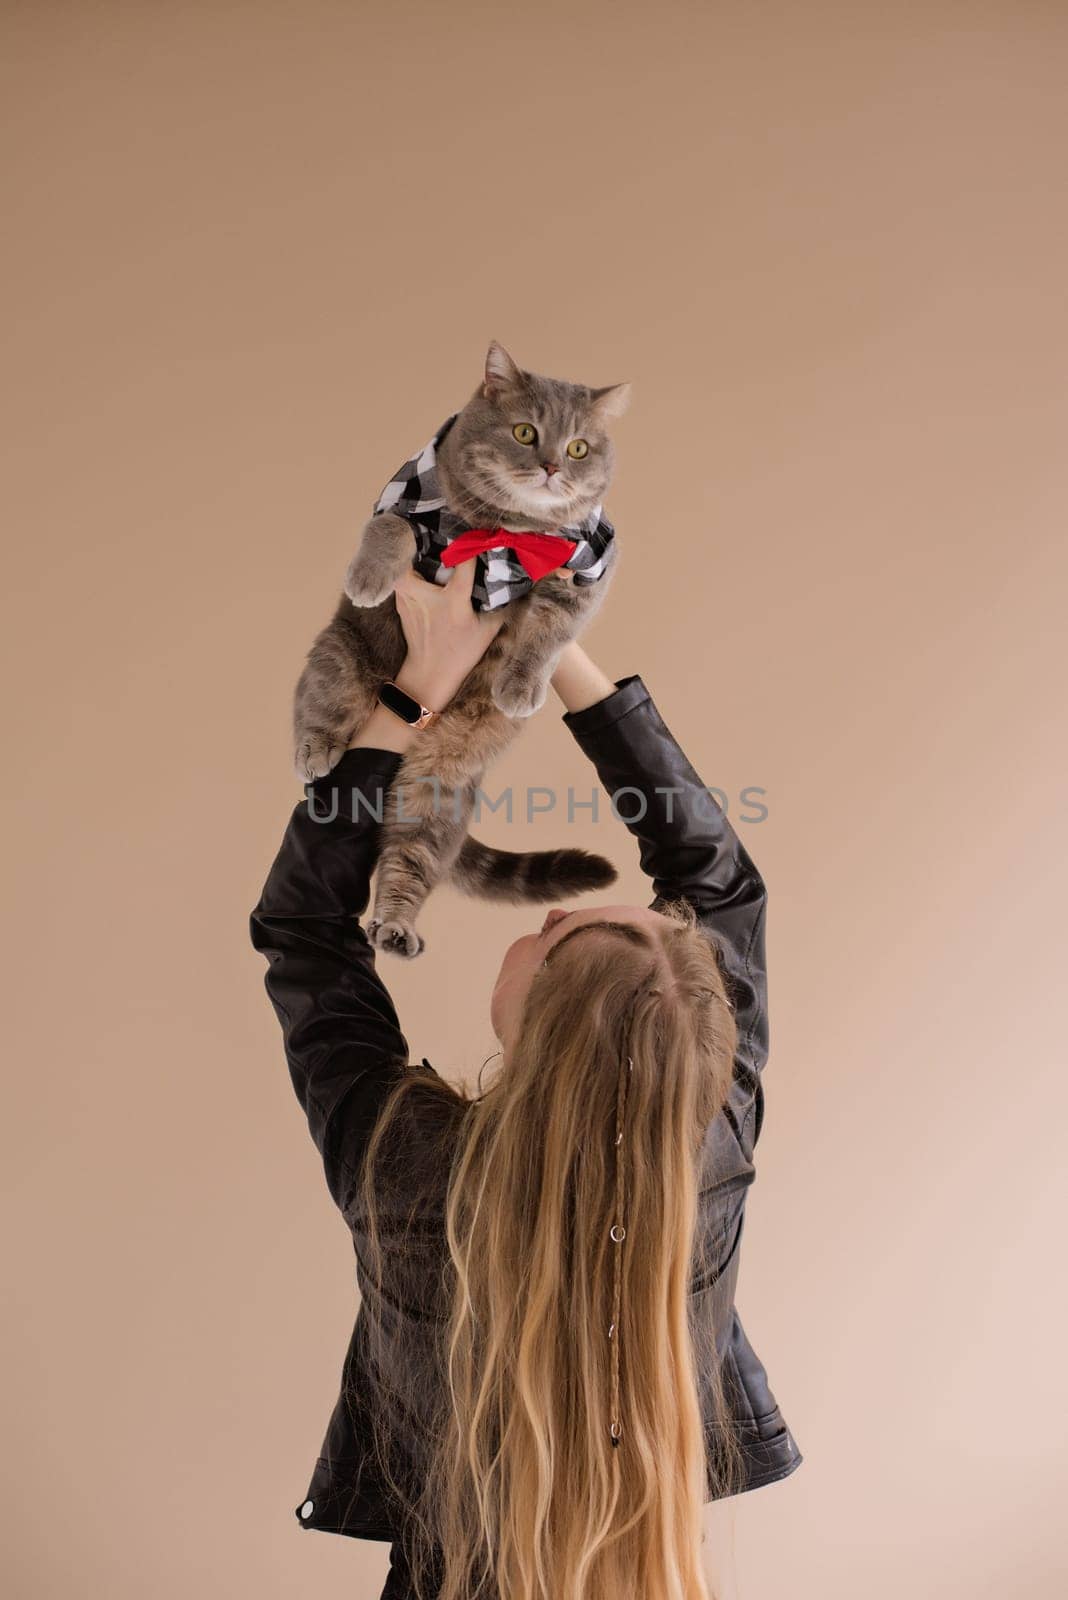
[3,3,1066,1596]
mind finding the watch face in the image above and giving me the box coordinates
[379,681,423,724]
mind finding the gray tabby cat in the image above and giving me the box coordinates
[292,340,630,957]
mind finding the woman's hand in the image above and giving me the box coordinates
[392,558,504,709]
[348,559,504,754]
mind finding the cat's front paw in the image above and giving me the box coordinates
[367,917,425,959]
[344,553,397,609]
[295,734,346,782]
[492,670,549,720]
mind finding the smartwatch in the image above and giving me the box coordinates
[377,680,441,730]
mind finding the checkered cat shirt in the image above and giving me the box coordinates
[371,412,616,612]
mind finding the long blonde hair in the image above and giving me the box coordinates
[356,899,741,1599]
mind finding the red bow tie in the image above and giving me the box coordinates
[440,527,578,582]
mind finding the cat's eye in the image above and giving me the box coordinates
[512,422,538,446]
[566,438,589,460]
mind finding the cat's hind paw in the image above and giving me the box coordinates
[491,670,549,720]
[367,917,425,959]
[294,735,346,783]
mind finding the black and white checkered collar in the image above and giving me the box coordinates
[372,413,615,612]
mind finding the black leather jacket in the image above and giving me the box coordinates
[250,675,802,1545]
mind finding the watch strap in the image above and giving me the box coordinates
[378,680,440,730]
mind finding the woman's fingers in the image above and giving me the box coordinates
[445,555,479,615]
[447,557,505,636]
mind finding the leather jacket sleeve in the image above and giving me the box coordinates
[249,748,410,1216]
[562,676,769,1162]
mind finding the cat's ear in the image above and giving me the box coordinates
[589,381,632,424]
[482,340,523,399]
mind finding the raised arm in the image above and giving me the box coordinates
[250,559,503,1217]
[552,643,770,1161]
[250,749,412,1215]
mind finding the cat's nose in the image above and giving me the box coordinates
[542,461,559,476]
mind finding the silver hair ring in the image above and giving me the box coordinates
[610,1223,626,1243]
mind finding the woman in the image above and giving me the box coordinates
[250,559,802,1600]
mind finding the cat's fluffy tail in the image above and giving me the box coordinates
[450,837,617,903]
